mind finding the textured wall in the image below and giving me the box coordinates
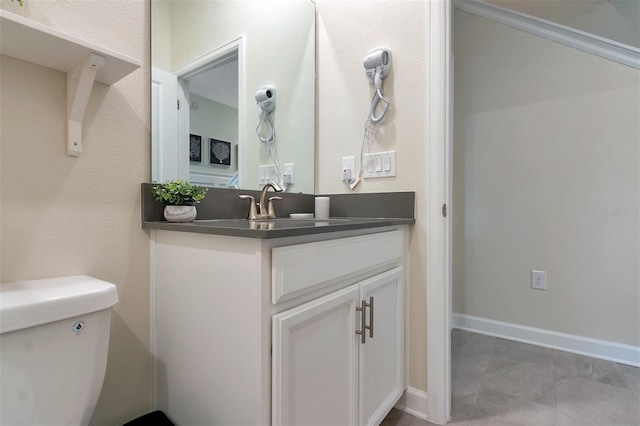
[453,10,640,346]
[0,0,152,423]
[316,0,429,392]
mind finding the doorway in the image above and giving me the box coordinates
[446,0,640,424]
[179,52,239,187]
[151,38,245,187]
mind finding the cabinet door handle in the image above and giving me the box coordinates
[368,296,374,339]
[356,297,374,344]
[355,299,367,344]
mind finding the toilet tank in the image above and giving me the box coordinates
[0,276,118,426]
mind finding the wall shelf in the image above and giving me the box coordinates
[0,10,142,156]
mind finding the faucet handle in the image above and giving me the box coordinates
[267,196,282,219]
[238,195,258,220]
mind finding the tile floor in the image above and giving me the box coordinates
[382,329,640,426]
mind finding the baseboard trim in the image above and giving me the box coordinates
[395,387,428,421]
[453,314,640,367]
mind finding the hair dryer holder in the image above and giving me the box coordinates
[363,47,392,87]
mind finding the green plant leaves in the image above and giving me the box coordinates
[151,179,208,206]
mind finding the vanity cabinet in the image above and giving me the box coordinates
[272,267,404,426]
[152,226,407,426]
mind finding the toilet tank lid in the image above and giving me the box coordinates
[0,275,118,334]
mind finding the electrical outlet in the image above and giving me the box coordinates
[342,156,355,181]
[283,163,295,185]
[531,270,547,290]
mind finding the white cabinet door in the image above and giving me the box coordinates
[359,267,405,426]
[273,267,405,426]
[272,285,360,426]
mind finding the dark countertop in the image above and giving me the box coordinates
[143,217,414,239]
[141,183,415,239]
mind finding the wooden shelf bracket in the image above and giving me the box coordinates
[0,10,141,157]
[67,53,106,156]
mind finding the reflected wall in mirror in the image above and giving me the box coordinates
[151,0,316,193]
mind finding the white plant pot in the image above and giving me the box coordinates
[164,205,197,222]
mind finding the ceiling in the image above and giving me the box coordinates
[187,59,239,108]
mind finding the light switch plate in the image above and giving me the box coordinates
[363,151,396,178]
[258,165,278,184]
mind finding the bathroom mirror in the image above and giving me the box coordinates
[151,0,316,193]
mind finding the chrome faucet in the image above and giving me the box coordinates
[259,182,283,218]
[238,182,283,220]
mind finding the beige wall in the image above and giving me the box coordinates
[0,0,152,424]
[189,94,238,181]
[316,0,429,392]
[453,10,640,346]
[151,0,172,71]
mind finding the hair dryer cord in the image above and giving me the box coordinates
[256,112,275,145]
[369,89,390,124]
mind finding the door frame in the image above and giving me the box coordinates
[425,0,453,424]
[172,36,246,187]
[151,67,180,183]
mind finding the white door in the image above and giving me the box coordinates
[151,67,183,182]
[359,267,405,426]
[272,285,360,426]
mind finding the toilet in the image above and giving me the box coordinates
[0,275,118,426]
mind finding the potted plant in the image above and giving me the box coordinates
[151,179,208,222]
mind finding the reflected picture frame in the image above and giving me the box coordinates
[210,138,231,167]
[190,134,202,162]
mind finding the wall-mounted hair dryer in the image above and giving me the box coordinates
[255,84,282,187]
[346,47,393,191]
[363,47,392,123]
[255,85,276,115]
[363,47,392,89]
[255,84,277,147]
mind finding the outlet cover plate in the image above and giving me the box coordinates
[342,156,355,181]
[283,163,295,185]
[531,270,547,290]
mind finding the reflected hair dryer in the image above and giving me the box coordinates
[255,85,277,146]
[255,85,276,115]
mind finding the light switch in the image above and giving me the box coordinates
[383,156,391,171]
[258,165,278,184]
[362,150,396,179]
